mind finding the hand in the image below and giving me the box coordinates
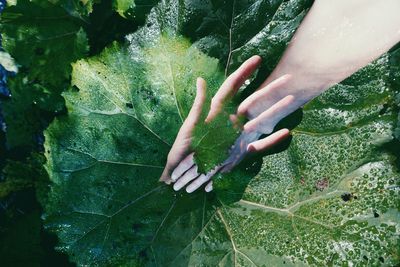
[220,74,301,172]
[159,77,226,191]
[162,56,293,192]
[159,77,206,185]
[160,56,263,191]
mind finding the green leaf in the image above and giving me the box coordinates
[46,0,98,17]
[44,34,224,265]
[2,75,66,149]
[44,0,400,266]
[1,0,89,148]
[389,46,400,140]
[1,1,89,87]
[0,161,35,198]
[48,0,159,20]
[112,0,135,18]
[113,0,160,20]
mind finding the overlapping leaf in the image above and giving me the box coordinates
[0,0,89,148]
[44,0,400,266]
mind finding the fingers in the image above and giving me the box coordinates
[173,165,200,191]
[205,55,262,122]
[188,78,207,124]
[160,168,173,184]
[172,166,219,193]
[244,95,295,134]
[180,78,207,132]
[171,153,195,182]
[171,129,290,191]
[184,174,210,193]
[205,181,213,192]
[160,79,207,184]
[237,74,292,118]
[186,167,219,193]
[247,128,290,153]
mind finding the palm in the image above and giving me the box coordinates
[162,56,296,192]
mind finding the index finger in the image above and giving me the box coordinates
[205,55,262,122]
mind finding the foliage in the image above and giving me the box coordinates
[42,0,400,266]
[390,45,400,140]
[1,0,89,149]
[0,0,158,265]
[44,35,222,266]
[48,0,160,20]
[0,0,159,197]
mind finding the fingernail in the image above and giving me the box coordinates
[186,186,194,193]
[173,183,181,191]
[171,173,177,182]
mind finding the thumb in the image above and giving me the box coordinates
[159,79,206,183]
[185,77,207,126]
[160,167,173,184]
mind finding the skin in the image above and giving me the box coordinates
[159,65,291,192]
[162,0,400,192]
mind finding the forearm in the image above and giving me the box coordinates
[262,0,400,106]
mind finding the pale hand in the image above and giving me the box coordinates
[161,56,295,192]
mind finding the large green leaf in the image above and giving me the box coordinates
[44,0,400,266]
[44,35,225,265]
